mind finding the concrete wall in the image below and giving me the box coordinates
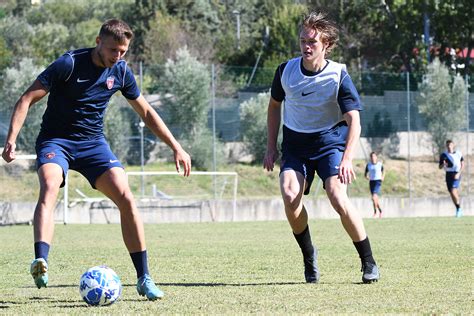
[3,196,472,225]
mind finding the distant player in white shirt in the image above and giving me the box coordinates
[365,152,385,218]
[264,11,379,284]
[438,140,464,217]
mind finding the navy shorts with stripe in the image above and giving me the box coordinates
[280,122,348,195]
[35,137,123,188]
[445,172,461,191]
[369,180,382,194]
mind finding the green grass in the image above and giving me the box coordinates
[0,217,471,314]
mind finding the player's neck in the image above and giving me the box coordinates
[91,47,106,68]
[302,58,327,73]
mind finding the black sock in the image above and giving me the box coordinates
[455,203,460,209]
[293,225,315,259]
[130,250,149,279]
[353,237,376,265]
[34,241,50,262]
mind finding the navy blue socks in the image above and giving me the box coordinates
[34,241,50,262]
[353,237,376,264]
[293,225,315,259]
[130,250,150,279]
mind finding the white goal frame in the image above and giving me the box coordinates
[126,170,238,216]
[63,170,238,224]
[2,155,239,224]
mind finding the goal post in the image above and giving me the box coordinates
[126,171,238,219]
[63,170,238,224]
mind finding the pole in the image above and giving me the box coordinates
[139,121,145,197]
[139,61,145,197]
[407,72,412,202]
[232,10,240,50]
[211,64,217,199]
[466,74,470,195]
[63,172,68,225]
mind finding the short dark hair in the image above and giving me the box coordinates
[370,152,377,156]
[446,140,453,145]
[300,11,339,55]
[99,19,133,44]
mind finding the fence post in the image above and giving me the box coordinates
[406,71,412,202]
[211,64,217,199]
[64,172,68,225]
[466,74,470,196]
[139,61,145,197]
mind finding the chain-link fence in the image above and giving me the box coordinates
[0,64,472,200]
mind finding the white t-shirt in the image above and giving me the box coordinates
[365,161,384,180]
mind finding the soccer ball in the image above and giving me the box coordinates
[79,266,122,306]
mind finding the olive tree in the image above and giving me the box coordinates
[418,58,467,155]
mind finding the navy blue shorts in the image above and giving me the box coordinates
[369,180,382,194]
[445,172,461,191]
[280,122,348,195]
[35,137,123,188]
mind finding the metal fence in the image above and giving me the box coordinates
[0,64,472,200]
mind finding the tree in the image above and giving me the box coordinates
[0,16,35,62]
[104,96,132,163]
[0,58,45,152]
[30,22,69,64]
[68,19,102,49]
[159,47,226,169]
[160,47,211,137]
[240,91,275,163]
[0,36,12,72]
[418,58,466,156]
[144,11,187,65]
[124,0,161,62]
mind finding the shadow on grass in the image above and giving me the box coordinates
[21,284,77,289]
[0,300,24,309]
[124,281,304,287]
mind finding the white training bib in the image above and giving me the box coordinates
[281,58,345,133]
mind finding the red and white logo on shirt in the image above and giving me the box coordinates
[106,76,115,90]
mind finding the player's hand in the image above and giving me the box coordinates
[1,142,16,163]
[338,158,356,185]
[263,148,279,172]
[454,172,460,180]
[174,147,191,177]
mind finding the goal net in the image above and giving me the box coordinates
[65,170,238,224]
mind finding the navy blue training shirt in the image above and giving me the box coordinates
[37,48,140,140]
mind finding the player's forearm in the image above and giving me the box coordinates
[144,112,182,152]
[266,101,281,150]
[5,97,31,144]
[342,112,361,161]
[128,95,182,152]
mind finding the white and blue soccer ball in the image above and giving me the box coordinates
[79,265,122,306]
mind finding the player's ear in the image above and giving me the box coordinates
[95,36,101,45]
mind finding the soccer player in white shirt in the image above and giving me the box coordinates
[439,140,464,217]
[264,11,379,284]
[365,152,385,218]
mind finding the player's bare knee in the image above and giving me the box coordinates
[281,189,301,210]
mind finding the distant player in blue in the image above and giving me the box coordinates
[365,152,385,218]
[1,19,191,300]
[263,11,379,284]
[439,140,464,217]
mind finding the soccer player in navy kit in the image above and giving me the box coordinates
[1,19,191,300]
[439,140,464,217]
[263,11,379,284]
[365,152,385,218]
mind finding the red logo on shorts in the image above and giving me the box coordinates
[106,76,115,89]
[45,152,55,159]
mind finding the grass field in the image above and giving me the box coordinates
[0,217,471,314]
